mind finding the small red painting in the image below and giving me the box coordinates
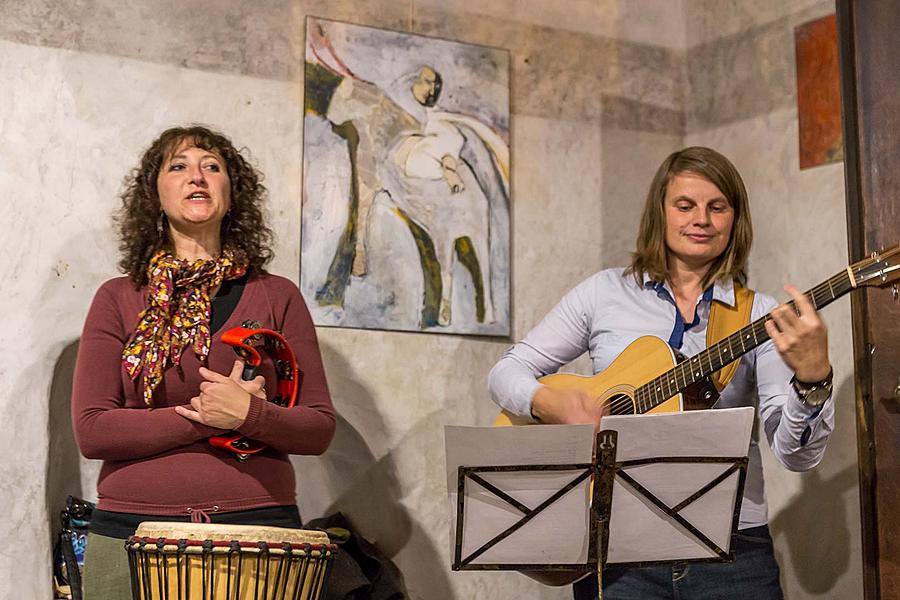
[795,14,843,170]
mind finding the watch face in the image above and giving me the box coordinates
[802,386,830,407]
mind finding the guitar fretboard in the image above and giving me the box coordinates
[631,268,856,413]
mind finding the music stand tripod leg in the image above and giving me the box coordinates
[592,430,617,600]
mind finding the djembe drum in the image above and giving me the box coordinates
[126,522,335,600]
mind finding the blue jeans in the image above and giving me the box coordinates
[573,525,783,600]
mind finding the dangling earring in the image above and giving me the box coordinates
[156,212,167,239]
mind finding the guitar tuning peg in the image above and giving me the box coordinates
[892,284,899,302]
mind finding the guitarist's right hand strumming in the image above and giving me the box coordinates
[531,386,605,428]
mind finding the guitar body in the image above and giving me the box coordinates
[494,336,683,427]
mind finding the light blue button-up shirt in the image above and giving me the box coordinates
[488,267,835,529]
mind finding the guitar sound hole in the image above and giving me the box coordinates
[605,393,635,415]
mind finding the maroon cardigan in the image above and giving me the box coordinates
[72,272,335,515]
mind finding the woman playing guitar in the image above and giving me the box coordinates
[489,147,833,600]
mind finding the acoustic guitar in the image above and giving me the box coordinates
[491,246,899,586]
[496,245,899,428]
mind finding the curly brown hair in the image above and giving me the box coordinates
[115,125,274,284]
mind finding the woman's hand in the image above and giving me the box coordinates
[175,360,266,429]
[764,284,831,382]
[531,386,606,430]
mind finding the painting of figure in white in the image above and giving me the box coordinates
[301,17,510,335]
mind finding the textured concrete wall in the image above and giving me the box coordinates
[0,1,683,598]
[684,2,863,599]
[0,0,859,598]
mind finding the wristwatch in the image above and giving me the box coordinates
[791,368,833,408]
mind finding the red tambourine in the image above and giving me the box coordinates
[209,320,299,461]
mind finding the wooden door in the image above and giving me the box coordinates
[837,1,900,598]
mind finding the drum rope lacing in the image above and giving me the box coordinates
[125,524,337,599]
[128,536,337,555]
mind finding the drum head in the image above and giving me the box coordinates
[134,521,329,545]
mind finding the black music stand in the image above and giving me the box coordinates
[448,408,753,598]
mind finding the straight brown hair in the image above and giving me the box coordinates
[627,146,753,290]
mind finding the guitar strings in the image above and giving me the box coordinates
[600,275,851,417]
[603,395,636,415]
[592,269,859,419]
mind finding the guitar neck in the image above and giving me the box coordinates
[633,268,856,413]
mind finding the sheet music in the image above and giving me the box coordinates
[445,424,594,565]
[600,407,754,563]
[446,408,753,568]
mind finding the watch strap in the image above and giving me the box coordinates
[793,367,834,389]
[791,367,833,407]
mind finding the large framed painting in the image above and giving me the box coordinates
[301,17,510,335]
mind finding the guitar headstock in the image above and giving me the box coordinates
[850,244,900,289]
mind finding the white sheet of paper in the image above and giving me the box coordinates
[445,424,594,565]
[600,407,754,564]
[445,407,753,568]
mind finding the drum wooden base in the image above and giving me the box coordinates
[126,522,335,600]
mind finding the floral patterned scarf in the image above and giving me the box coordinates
[122,247,249,405]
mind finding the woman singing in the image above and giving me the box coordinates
[72,125,335,597]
